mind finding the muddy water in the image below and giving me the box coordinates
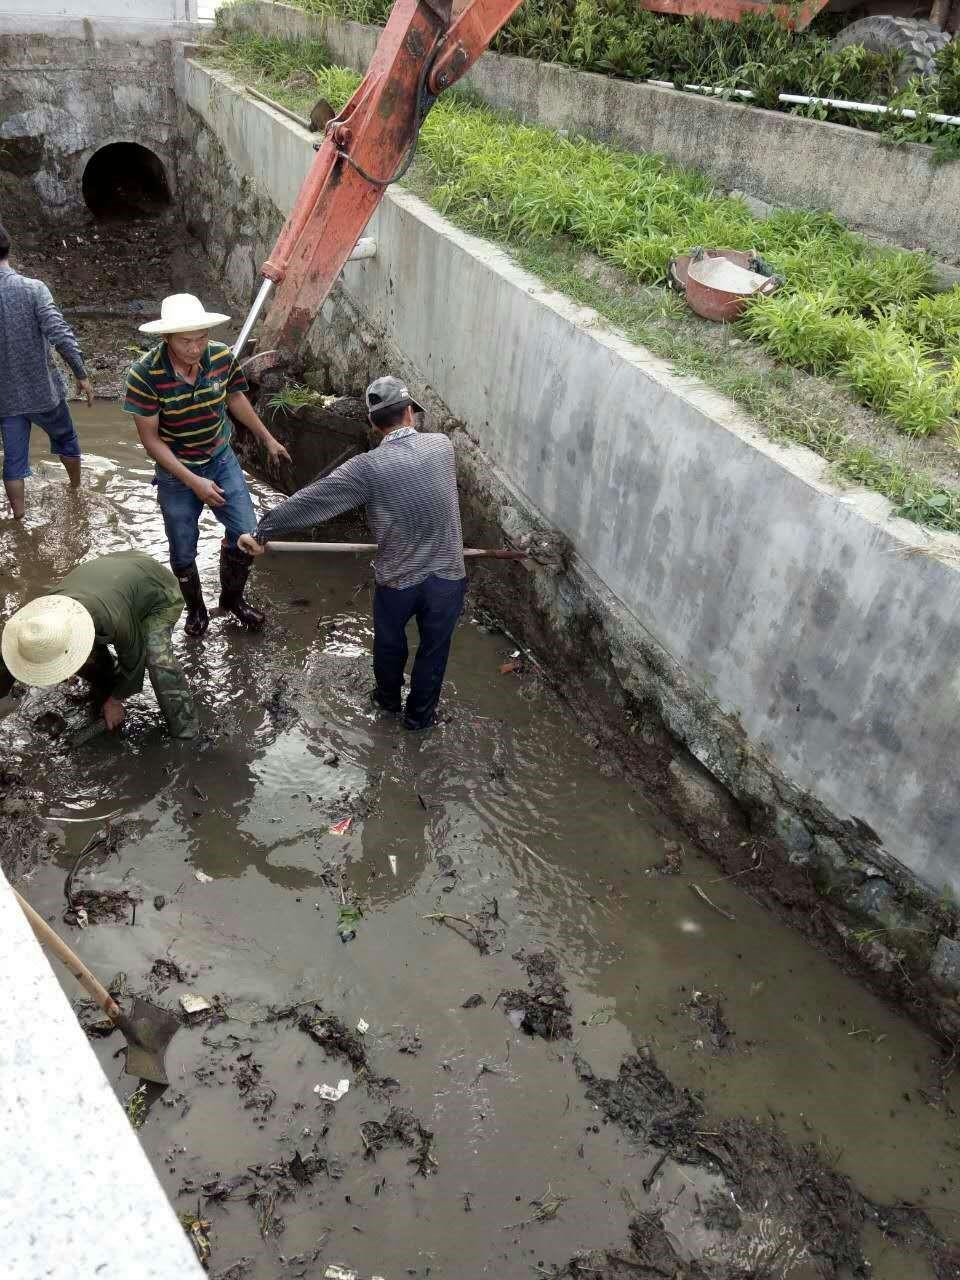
[0,229,951,1276]
[2,403,957,1278]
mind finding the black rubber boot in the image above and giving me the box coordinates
[174,562,209,638]
[219,543,265,630]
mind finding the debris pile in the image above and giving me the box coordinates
[298,1009,368,1070]
[576,1050,702,1154]
[682,988,736,1054]
[501,949,573,1040]
[360,1106,437,1176]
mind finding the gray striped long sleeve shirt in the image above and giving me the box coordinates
[0,263,87,417]
[255,427,466,589]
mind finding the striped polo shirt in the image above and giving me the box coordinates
[121,341,248,467]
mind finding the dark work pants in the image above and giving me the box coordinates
[373,574,467,729]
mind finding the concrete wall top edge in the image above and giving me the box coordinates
[0,16,205,41]
[220,0,960,262]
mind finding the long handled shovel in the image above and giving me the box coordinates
[262,537,569,570]
[14,889,180,1086]
[266,541,529,559]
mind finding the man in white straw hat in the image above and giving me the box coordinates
[122,293,290,636]
[1,550,199,738]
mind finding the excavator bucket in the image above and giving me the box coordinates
[239,349,284,381]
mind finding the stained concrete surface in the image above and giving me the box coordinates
[0,878,205,1280]
[0,28,179,219]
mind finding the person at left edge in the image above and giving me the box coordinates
[121,293,291,637]
[0,220,93,520]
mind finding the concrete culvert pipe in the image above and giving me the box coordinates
[81,142,171,219]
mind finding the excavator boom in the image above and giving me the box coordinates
[238,0,525,365]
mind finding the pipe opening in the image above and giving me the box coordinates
[81,143,171,219]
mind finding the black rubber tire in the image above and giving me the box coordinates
[829,16,951,89]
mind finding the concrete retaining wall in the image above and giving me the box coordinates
[2,0,196,23]
[178,58,960,909]
[0,28,182,218]
[221,0,960,263]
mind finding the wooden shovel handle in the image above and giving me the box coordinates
[13,889,121,1022]
[264,541,527,559]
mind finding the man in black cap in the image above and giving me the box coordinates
[240,376,466,730]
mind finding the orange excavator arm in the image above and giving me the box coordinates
[233,0,526,369]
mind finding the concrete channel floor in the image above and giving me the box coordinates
[1,219,958,1278]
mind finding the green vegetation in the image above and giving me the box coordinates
[267,382,328,412]
[276,0,960,157]
[204,33,960,532]
[938,39,960,115]
[284,45,960,435]
[125,1084,147,1129]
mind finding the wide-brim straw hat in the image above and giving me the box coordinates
[139,293,231,336]
[2,596,95,687]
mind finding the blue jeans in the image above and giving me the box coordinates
[155,446,257,569]
[1,400,81,481]
[373,574,468,729]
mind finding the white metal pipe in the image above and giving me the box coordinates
[264,541,528,558]
[646,79,960,127]
[232,276,274,357]
[778,92,960,126]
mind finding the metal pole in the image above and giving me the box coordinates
[232,277,275,358]
[646,79,960,127]
[264,541,528,558]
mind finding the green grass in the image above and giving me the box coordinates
[505,242,960,533]
[264,0,960,158]
[374,57,959,435]
[267,383,327,412]
[204,33,960,531]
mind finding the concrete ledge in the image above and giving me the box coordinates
[180,56,960,897]
[0,872,204,1280]
[220,0,960,262]
[0,16,204,40]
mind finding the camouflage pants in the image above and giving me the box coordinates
[144,603,199,739]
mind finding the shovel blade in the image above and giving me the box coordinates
[240,348,284,381]
[122,996,181,1086]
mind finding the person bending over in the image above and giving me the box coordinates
[1,550,199,739]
